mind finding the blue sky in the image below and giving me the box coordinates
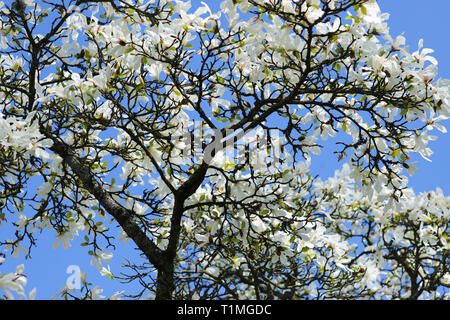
[1,0,450,299]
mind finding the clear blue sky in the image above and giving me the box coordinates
[1,0,450,299]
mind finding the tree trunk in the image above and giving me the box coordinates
[155,263,175,300]
[154,162,210,299]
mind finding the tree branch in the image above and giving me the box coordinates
[48,137,166,270]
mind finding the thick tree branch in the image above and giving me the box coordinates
[48,137,166,270]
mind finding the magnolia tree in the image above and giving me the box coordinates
[0,0,449,300]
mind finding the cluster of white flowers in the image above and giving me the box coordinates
[0,0,449,299]
[177,159,449,298]
[0,260,36,299]
[312,164,450,299]
[0,112,52,161]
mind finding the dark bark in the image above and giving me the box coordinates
[155,161,209,299]
[155,263,175,300]
[49,135,210,299]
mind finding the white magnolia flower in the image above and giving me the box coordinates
[109,291,125,300]
[0,264,28,299]
[52,231,74,250]
[90,250,114,272]
[89,286,105,299]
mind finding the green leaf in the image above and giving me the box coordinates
[361,5,367,15]
[224,162,235,170]
[400,153,407,162]
[392,149,400,158]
